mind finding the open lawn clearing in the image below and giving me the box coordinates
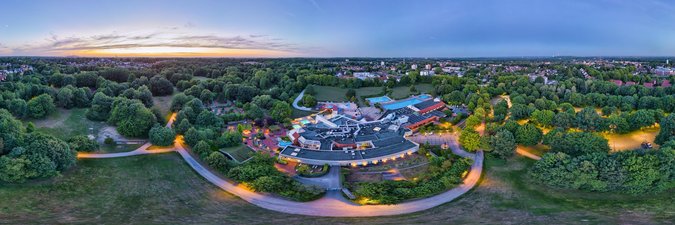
[291,108,313,118]
[517,144,550,156]
[309,84,432,103]
[490,95,512,107]
[602,127,660,152]
[0,153,671,224]
[220,144,254,162]
[390,83,434,99]
[311,86,349,102]
[31,108,106,141]
[152,94,175,119]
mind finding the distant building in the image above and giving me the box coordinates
[425,64,432,70]
[610,79,624,86]
[654,67,674,77]
[442,67,461,73]
[380,61,385,66]
[411,64,418,70]
[353,72,376,80]
[420,70,435,76]
[644,82,654,88]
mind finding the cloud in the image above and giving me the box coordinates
[8,29,302,56]
[308,0,324,13]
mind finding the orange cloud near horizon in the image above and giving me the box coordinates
[68,46,296,57]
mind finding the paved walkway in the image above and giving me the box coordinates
[76,112,485,217]
[294,165,342,190]
[292,89,313,111]
[77,143,174,159]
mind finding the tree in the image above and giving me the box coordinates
[175,119,192,135]
[99,68,130,82]
[509,103,533,120]
[108,98,156,138]
[628,109,656,130]
[549,131,610,156]
[305,85,316,95]
[196,110,222,129]
[302,94,317,107]
[184,127,201,147]
[193,140,212,158]
[270,101,292,122]
[493,100,509,121]
[8,99,27,118]
[346,88,356,100]
[576,107,602,131]
[465,115,482,129]
[86,92,115,121]
[531,110,554,127]
[606,114,630,134]
[205,151,233,174]
[67,135,99,152]
[24,132,76,171]
[490,130,516,159]
[247,104,265,120]
[149,125,176,146]
[27,94,55,119]
[149,75,174,96]
[170,93,194,112]
[655,114,675,145]
[0,109,25,155]
[459,129,481,151]
[56,86,75,109]
[552,112,575,129]
[515,123,542,146]
[216,131,243,148]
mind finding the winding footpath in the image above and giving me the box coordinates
[76,113,485,217]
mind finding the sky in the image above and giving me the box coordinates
[0,0,674,57]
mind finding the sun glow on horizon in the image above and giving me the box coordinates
[70,46,295,57]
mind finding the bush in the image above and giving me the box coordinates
[205,151,234,174]
[227,153,325,201]
[149,125,175,146]
[530,147,674,194]
[27,94,55,119]
[67,135,99,152]
[353,156,472,204]
[104,137,115,145]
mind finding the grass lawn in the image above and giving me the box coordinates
[30,108,106,141]
[0,153,671,224]
[389,83,434,99]
[152,94,175,119]
[291,108,313,118]
[311,86,349,102]
[517,144,550,156]
[309,84,433,103]
[602,127,660,152]
[220,145,254,162]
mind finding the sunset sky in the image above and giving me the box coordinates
[1,0,674,57]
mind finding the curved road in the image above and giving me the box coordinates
[292,89,313,111]
[77,113,485,217]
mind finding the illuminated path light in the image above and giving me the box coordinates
[76,113,485,217]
